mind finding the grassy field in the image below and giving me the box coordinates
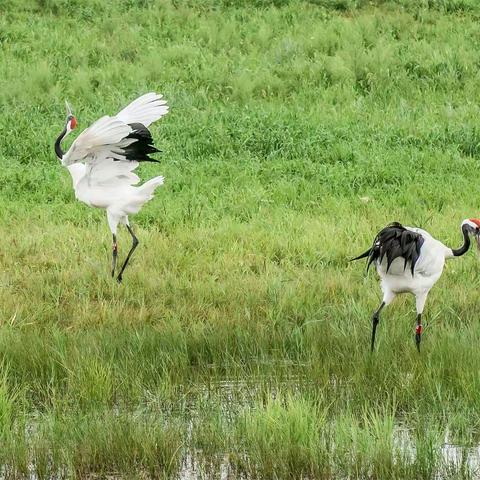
[2,0,480,477]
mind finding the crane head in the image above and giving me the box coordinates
[64,100,77,131]
[462,218,480,232]
[462,218,480,249]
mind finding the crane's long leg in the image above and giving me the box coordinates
[371,301,385,352]
[107,212,121,279]
[116,224,139,283]
[415,291,428,353]
[415,314,422,353]
[112,234,118,277]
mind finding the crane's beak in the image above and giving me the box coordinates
[65,100,73,117]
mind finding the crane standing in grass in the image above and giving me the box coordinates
[54,93,169,282]
[352,219,480,352]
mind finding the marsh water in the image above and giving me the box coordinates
[172,376,480,479]
[5,373,480,479]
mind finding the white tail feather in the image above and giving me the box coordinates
[139,175,164,198]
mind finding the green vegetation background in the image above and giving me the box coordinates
[1,0,480,477]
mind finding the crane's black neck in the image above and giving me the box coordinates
[451,225,471,257]
[55,125,68,160]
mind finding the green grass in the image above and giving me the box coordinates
[2,0,480,477]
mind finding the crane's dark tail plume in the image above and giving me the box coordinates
[349,248,376,273]
[350,249,371,262]
[349,223,424,275]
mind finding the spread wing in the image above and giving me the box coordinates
[86,156,141,187]
[352,222,425,275]
[62,116,133,166]
[116,92,169,127]
[61,92,169,186]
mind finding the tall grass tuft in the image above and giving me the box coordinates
[233,395,331,478]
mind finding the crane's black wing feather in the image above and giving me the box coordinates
[351,222,424,275]
[120,123,161,163]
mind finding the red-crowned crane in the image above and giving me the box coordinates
[54,93,169,282]
[352,219,480,352]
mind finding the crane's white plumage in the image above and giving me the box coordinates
[55,92,169,282]
[353,219,479,351]
[376,226,450,310]
[116,92,169,127]
[62,93,169,167]
[61,117,133,166]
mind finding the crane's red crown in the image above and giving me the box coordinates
[469,218,480,228]
[69,116,77,129]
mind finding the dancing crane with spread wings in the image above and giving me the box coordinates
[54,92,169,282]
